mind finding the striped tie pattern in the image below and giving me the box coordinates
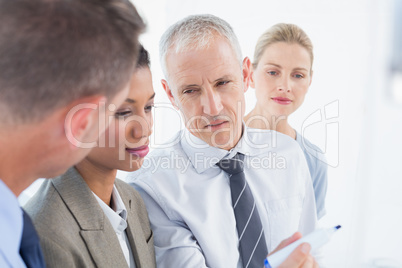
[217,153,268,268]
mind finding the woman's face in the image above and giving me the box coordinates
[251,42,312,120]
[86,67,155,171]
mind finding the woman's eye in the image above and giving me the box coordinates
[115,110,131,117]
[294,74,304,79]
[145,104,154,113]
[268,71,277,76]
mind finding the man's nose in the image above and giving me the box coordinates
[201,86,223,116]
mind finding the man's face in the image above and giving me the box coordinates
[162,36,250,150]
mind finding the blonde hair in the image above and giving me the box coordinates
[253,23,313,69]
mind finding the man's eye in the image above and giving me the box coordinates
[115,110,131,117]
[216,81,229,86]
[183,89,195,94]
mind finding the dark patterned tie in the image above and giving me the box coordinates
[217,153,268,268]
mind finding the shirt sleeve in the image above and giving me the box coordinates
[0,251,12,268]
[133,182,209,268]
[313,154,328,220]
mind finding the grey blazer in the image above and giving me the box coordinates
[24,167,156,268]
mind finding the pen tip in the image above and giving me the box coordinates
[335,225,341,230]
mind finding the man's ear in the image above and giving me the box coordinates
[64,95,106,149]
[242,57,252,93]
[161,79,179,110]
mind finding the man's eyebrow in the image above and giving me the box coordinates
[125,93,156,103]
[214,75,232,83]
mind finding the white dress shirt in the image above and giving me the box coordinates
[93,186,136,268]
[0,179,26,268]
[127,127,317,268]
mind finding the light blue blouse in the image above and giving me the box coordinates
[295,131,328,219]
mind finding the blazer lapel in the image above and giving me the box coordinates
[116,182,154,268]
[52,167,128,268]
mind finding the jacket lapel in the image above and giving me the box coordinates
[116,181,154,268]
[52,167,128,268]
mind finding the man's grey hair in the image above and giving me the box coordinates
[159,14,243,79]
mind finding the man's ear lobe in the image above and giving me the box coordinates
[64,95,106,149]
[161,79,179,110]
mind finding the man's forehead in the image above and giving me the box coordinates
[165,40,240,86]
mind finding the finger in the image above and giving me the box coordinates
[278,243,311,268]
[270,232,303,255]
[301,255,315,268]
[313,259,319,268]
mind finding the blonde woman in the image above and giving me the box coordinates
[245,23,328,219]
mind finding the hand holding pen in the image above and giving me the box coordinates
[264,232,318,268]
[264,225,341,268]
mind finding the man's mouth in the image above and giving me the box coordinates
[205,120,228,129]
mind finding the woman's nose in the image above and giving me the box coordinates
[128,115,152,139]
[278,77,291,92]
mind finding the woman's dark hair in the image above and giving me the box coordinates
[136,45,151,69]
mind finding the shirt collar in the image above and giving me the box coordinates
[93,185,127,234]
[181,124,273,174]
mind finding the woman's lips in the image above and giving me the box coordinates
[272,97,292,105]
[126,145,149,158]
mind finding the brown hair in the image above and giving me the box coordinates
[253,23,313,69]
[0,0,145,124]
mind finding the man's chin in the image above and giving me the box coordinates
[207,133,238,150]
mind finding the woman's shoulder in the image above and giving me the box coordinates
[295,131,327,165]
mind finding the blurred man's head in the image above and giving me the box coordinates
[0,0,145,194]
[160,14,251,150]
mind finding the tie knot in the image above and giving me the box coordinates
[217,153,245,174]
